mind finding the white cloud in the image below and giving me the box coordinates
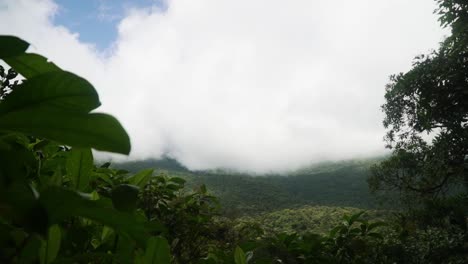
[0,0,446,172]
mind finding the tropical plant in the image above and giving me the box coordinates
[0,35,170,263]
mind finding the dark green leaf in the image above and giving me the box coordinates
[39,225,61,264]
[111,184,140,212]
[169,177,186,185]
[348,211,366,225]
[127,169,153,188]
[116,235,136,264]
[18,235,42,264]
[39,187,149,246]
[0,36,29,58]
[144,236,171,264]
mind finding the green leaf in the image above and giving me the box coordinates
[111,184,140,212]
[3,53,61,79]
[0,137,37,183]
[39,187,149,246]
[0,35,29,58]
[348,211,366,225]
[234,246,247,264]
[101,226,114,242]
[0,140,47,233]
[0,110,130,154]
[166,183,182,190]
[329,226,342,237]
[18,235,42,264]
[39,225,61,264]
[144,236,170,264]
[116,235,136,264]
[41,165,63,187]
[66,148,93,191]
[0,71,100,114]
[127,169,154,188]
[169,177,186,185]
[0,71,131,154]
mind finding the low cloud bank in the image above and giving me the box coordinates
[0,0,445,172]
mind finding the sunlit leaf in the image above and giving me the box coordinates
[234,246,247,264]
[66,148,93,191]
[3,53,61,78]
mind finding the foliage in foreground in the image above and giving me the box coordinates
[0,35,170,263]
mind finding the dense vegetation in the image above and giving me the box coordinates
[116,157,380,216]
[0,0,467,263]
[369,0,468,205]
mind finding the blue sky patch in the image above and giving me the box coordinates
[53,0,166,51]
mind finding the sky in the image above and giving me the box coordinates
[0,0,447,172]
[52,0,167,51]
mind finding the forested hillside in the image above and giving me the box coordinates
[114,157,382,216]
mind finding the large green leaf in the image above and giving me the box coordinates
[0,71,100,114]
[0,110,130,154]
[144,236,170,264]
[127,169,154,188]
[66,148,93,191]
[0,35,29,58]
[0,50,130,154]
[3,53,61,79]
[0,36,60,79]
[39,225,61,264]
[39,187,149,245]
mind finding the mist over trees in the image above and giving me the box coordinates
[0,0,467,263]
